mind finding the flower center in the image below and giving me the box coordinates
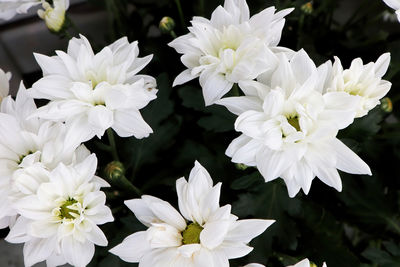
[181,223,203,245]
[18,150,34,164]
[287,115,301,132]
[59,198,79,220]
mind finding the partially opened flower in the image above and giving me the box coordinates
[0,68,11,101]
[326,53,391,118]
[37,0,69,32]
[382,0,400,22]
[169,0,293,105]
[6,154,114,267]
[110,161,274,266]
[244,258,327,267]
[217,50,371,197]
[29,34,157,141]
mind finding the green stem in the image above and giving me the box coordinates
[107,128,120,161]
[170,30,177,39]
[174,0,186,28]
[120,175,142,196]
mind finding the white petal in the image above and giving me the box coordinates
[87,105,114,137]
[112,109,153,138]
[225,219,274,243]
[374,53,390,78]
[199,69,233,106]
[61,237,95,267]
[200,220,231,249]
[109,231,150,263]
[216,96,263,116]
[173,69,197,86]
[23,237,57,267]
[332,139,371,175]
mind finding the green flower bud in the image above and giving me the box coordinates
[159,16,176,34]
[37,1,67,33]
[301,1,313,14]
[104,161,125,182]
[310,262,318,267]
[235,163,248,170]
[381,97,393,113]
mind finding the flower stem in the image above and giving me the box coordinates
[170,30,177,39]
[120,175,142,197]
[174,0,186,28]
[107,128,120,161]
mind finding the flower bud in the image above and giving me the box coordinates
[103,161,142,196]
[37,0,67,33]
[235,163,248,171]
[159,16,176,34]
[104,161,125,182]
[301,1,313,14]
[310,263,318,267]
[381,97,393,113]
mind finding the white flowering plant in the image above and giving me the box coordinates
[0,0,400,266]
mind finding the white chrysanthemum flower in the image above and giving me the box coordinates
[383,0,400,22]
[326,53,391,118]
[0,68,11,101]
[110,161,274,266]
[244,258,327,267]
[217,50,371,197]
[37,0,69,32]
[6,154,114,267]
[29,34,157,141]
[0,83,90,228]
[0,0,42,20]
[169,0,293,105]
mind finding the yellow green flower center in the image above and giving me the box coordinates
[182,223,203,245]
[287,115,301,132]
[59,198,79,219]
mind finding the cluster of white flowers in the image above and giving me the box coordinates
[0,34,158,266]
[171,0,392,197]
[0,0,393,266]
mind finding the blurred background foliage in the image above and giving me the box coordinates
[3,0,400,266]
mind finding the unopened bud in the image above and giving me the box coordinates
[159,16,176,34]
[381,97,393,112]
[235,163,248,171]
[310,263,318,267]
[104,161,125,182]
[38,0,68,33]
[301,1,313,14]
[103,161,142,196]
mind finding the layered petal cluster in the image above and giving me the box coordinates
[0,83,89,229]
[218,50,372,197]
[383,0,400,22]
[110,161,274,266]
[326,53,391,117]
[6,154,114,267]
[29,34,157,141]
[244,258,327,267]
[169,0,293,105]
